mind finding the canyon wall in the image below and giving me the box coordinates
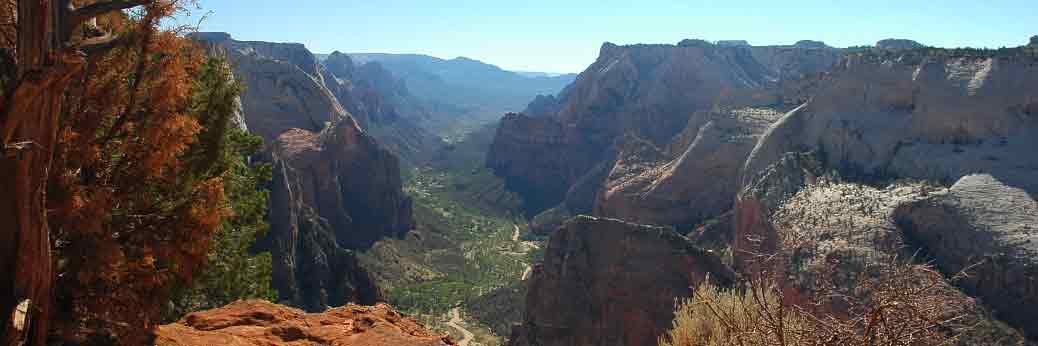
[191,33,414,311]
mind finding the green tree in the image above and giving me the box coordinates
[165,57,276,320]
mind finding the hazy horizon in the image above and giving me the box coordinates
[180,0,1037,73]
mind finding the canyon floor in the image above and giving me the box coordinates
[357,129,543,346]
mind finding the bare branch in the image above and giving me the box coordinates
[65,0,151,34]
[77,33,128,56]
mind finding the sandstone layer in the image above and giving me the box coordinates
[489,39,841,225]
[191,33,415,310]
[510,216,735,346]
[732,165,1032,344]
[156,300,455,346]
[743,52,1038,195]
[321,51,444,164]
[895,174,1038,337]
[593,107,782,229]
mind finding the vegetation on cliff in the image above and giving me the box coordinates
[164,57,276,321]
[0,1,273,344]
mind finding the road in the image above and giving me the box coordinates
[511,223,520,242]
[446,307,474,346]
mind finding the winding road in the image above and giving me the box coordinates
[446,307,474,346]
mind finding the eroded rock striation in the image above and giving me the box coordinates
[156,300,455,346]
[489,39,841,225]
[510,216,735,346]
[732,166,1033,344]
[895,174,1038,337]
[320,51,444,164]
[743,51,1038,194]
[594,107,782,228]
[191,33,414,311]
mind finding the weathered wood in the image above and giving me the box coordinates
[1,1,119,345]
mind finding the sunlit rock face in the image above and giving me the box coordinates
[157,300,456,346]
[743,52,1038,195]
[896,174,1038,337]
[191,33,415,311]
[488,39,840,225]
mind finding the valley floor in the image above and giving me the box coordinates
[358,161,542,346]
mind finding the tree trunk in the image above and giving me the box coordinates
[0,1,78,345]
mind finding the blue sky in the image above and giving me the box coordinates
[177,0,1038,73]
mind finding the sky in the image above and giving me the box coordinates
[177,0,1038,74]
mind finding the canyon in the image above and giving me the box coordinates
[168,33,1038,346]
[493,38,1038,346]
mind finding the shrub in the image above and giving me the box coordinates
[660,260,974,346]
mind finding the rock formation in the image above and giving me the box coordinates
[505,39,1038,346]
[732,165,1032,344]
[191,33,414,311]
[489,39,840,224]
[489,41,774,214]
[265,121,414,311]
[320,51,444,164]
[895,174,1038,337]
[510,216,735,346]
[594,107,782,229]
[875,38,926,51]
[156,300,455,346]
[743,51,1038,195]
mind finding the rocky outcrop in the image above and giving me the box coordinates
[742,51,1038,195]
[522,94,561,117]
[594,107,782,228]
[875,38,926,51]
[510,216,735,346]
[320,51,444,164]
[895,174,1038,337]
[156,300,455,346]
[191,33,415,311]
[732,167,1032,344]
[266,122,413,311]
[191,32,344,142]
[487,113,573,214]
[489,39,841,220]
[1030,35,1038,47]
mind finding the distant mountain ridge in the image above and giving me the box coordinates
[341,53,576,137]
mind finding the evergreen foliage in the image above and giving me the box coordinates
[165,57,276,321]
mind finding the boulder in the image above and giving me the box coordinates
[895,174,1038,337]
[156,300,455,346]
[510,216,735,346]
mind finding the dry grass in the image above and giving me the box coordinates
[660,260,976,346]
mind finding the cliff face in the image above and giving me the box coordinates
[489,41,843,229]
[320,51,444,164]
[489,41,804,215]
[593,107,782,228]
[895,174,1038,337]
[191,33,414,311]
[731,162,1033,344]
[743,53,1038,194]
[730,50,1038,340]
[156,300,455,346]
[190,32,344,142]
[510,216,735,346]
